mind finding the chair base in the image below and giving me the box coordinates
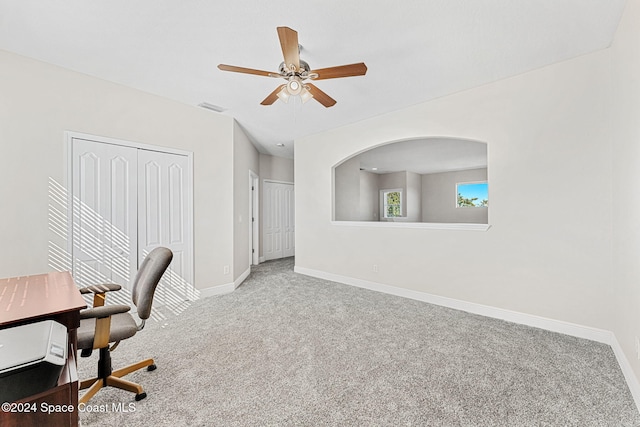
[79,347,156,404]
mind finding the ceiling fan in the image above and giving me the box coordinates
[218,26,367,108]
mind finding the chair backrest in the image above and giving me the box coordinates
[131,247,173,320]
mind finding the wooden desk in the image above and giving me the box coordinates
[0,271,86,427]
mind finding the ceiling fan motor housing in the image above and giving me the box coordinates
[279,60,311,77]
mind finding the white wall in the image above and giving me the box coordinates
[296,46,613,330]
[359,171,379,221]
[422,168,488,224]
[233,121,259,280]
[611,0,640,386]
[259,153,294,183]
[334,156,361,221]
[406,171,422,222]
[0,50,235,290]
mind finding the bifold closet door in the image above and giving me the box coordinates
[72,137,193,295]
[282,184,295,258]
[71,138,138,289]
[137,149,193,291]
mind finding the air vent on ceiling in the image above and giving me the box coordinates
[198,102,226,112]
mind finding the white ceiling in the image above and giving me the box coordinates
[0,0,627,159]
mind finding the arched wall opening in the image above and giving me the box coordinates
[332,137,488,225]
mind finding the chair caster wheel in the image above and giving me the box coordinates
[135,392,147,401]
[147,364,157,371]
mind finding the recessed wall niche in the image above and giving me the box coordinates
[332,138,488,225]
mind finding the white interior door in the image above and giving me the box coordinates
[71,139,138,289]
[138,149,193,294]
[71,136,193,298]
[263,182,282,261]
[282,184,295,258]
[263,181,294,261]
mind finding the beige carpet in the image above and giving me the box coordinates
[78,257,640,426]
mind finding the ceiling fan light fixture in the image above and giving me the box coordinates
[286,77,302,95]
[276,86,290,103]
[300,86,313,103]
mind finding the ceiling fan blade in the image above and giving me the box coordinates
[277,27,300,72]
[305,83,336,108]
[311,63,368,80]
[261,85,285,105]
[218,64,278,77]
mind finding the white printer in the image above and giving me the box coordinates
[0,320,68,403]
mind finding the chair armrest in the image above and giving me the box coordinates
[79,283,122,295]
[80,304,131,320]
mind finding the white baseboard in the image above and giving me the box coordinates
[197,282,235,299]
[234,267,251,289]
[259,256,266,263]
[294,266,610,342]
[294,265,640,411]
[197,267,251,299]
[610,335,640,410]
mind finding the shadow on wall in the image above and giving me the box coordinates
[333,137,489,224]
[47,177,199,321]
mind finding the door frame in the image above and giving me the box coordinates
[249,170,259,266]
[65,131,195,283]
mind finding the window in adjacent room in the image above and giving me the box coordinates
[456,181,488,208]
[381,189,403,218]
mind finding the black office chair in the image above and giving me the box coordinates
[76,247,173,404]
